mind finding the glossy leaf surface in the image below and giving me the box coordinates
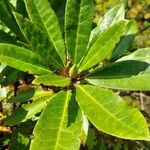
[86,60,150,91]
[117,48,150,63]
[25,0,66,65]
[76,85,150,140]
[89,4,125,47]
[30,90,82,150]
[65,0,93,63]
[33,73,71,87]
[0,44,50,75]
[79,20,127,72]
[112,20,137,60]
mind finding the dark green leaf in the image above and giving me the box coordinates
[14,12,64,69]
[112,20,138,60]
[8,88,35,103]
[4,94,53,125]
[48,0,66,31]
[0,0,26,41]
[0,31,17,44]
[16,0,28,17]
[25,0,66,65]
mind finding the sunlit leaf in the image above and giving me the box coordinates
[0,44,50,75]
[86,60,150,91]
[76,85,150,140]
[79,20,128,72]
[65,0,93,63]
[30,90,82,150]
[33,73,71,87]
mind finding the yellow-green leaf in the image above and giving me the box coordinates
[76,85,150,140]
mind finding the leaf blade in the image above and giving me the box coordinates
[76,85,150,140]
[65,0,93,63]
[14,12,64,69]
[86,60,150,91]
[79,20,128,72]
[0,44,50,75]
[4,95,53,125]
[30,90,82,150]
[111,20,138,60]
[89,4,125,48]
[25,0,66,65]
[33,73,71,87]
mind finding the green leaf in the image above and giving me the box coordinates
[0,44,50,75]
[30,90,82,150]
[80,114,89,144]
[32,87,53,101]
[79,20,128,72]
[14,12,64,69]
[86,60,150,91]
[76,85,150,140]
[24,0,66,65]
[16,0,28,17]
[65,0,93,63]
[9,120,35,150]
[111,20,138,60]
[8,88,35,103]
[33,73,71,87]
[48,0,66,31]
[0,0,26,41]
[0,31,17,44]
[1,66,24,86]
[89,4,125,48]
[117,48,150,64]
[4,94,53,125]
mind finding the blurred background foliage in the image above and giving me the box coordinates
[94,0,150,49]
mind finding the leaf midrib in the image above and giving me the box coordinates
[14,13,63,68]
[54,91,70,150]
[74,0,82,64]
[26,0,64,65]
[80,29,121,71]
[78,85,146,136]
[0,54,50,74]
